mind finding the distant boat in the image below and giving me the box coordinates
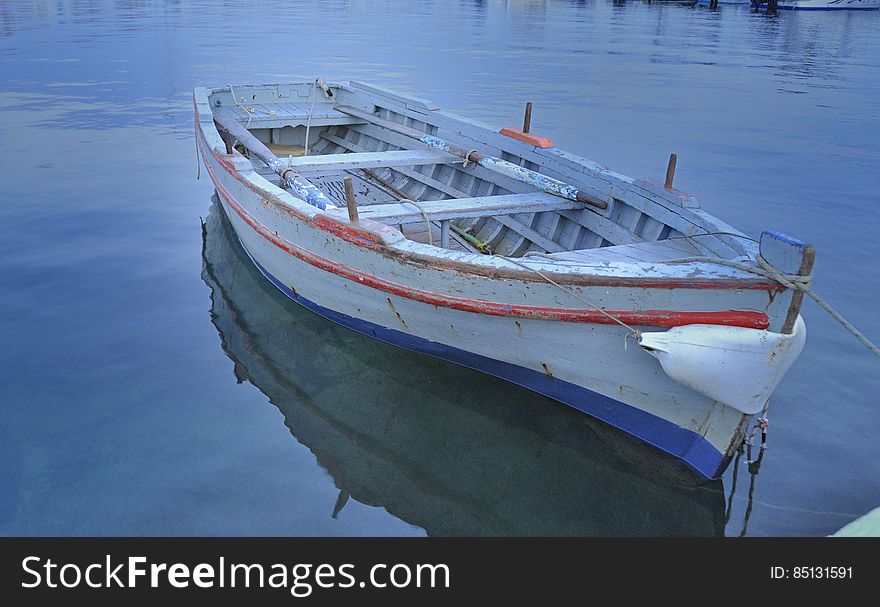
[201,202,727,535]
[751,0,880,9]
[194,79,813,481]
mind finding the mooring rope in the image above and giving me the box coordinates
[746,400,770,472]
[666,255,880,357]
[461,149,479,168]
[399,199,434,246]
[723,445,744,526]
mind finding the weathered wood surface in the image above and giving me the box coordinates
[545,239,704,265]
[759,231,814,275]
[353,193,580,225]
[285,149,459,173]
[224,102,366,129]
[343,175,359,222]
[493,215,565,253]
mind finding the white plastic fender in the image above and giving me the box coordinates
[638,316,806,415]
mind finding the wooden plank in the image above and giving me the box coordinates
[493,215,565,253]
[557,209,643,246]
[355,193,580,225]
[221,102,368,129]
[285,149,459,173]
[639,215,668,242]
[234,116,366,130]
[605,185,724,257]
[342,84,523,152]
[759,231,813,275]
[346,80,441,111]
[547,239,704,264]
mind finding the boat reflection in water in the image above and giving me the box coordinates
[201,197,726,536]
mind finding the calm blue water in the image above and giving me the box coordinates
[1,0,878,537]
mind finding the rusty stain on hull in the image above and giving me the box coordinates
[386,298,408,328]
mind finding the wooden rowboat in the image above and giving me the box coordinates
[193,80,813,481]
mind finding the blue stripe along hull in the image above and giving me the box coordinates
[236,239,728,481]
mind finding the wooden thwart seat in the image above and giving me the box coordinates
[225,103,367,129]
[352,193,582,225]
[283,150,459,174]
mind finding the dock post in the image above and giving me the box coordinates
[344,176,359,222]
[523,102,532,134]
[709,0,718,7]
[767,0,778,13]
[664,153,677,190]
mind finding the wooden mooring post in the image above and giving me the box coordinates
[343,176,359,222]
[522,102,533,134]
[767,0,778,13]
[664,153,677,190]
[781,246,816,334]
